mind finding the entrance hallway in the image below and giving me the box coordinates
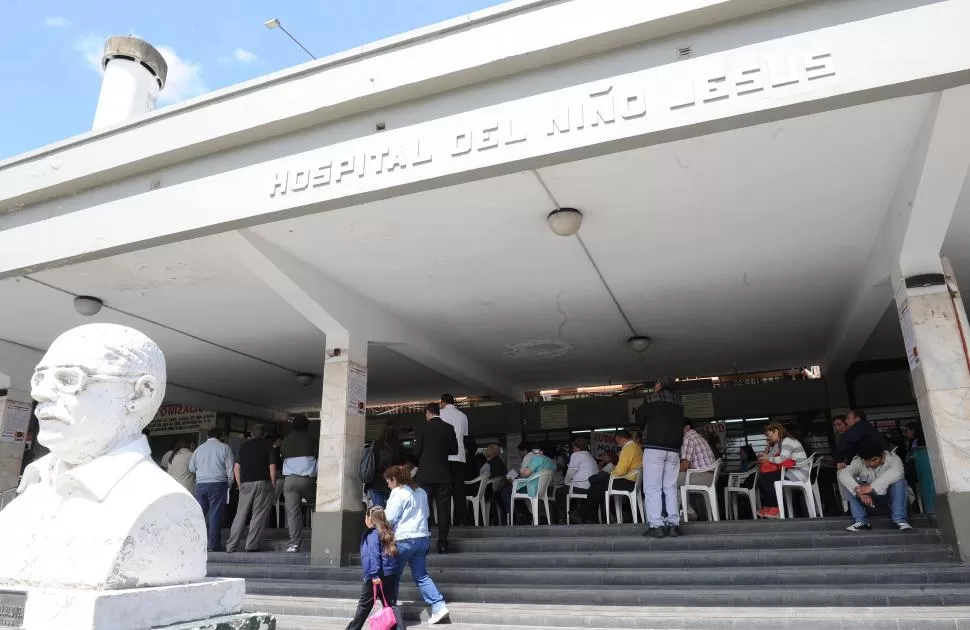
[210,516,970,627]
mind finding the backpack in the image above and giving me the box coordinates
[359,444,376,483]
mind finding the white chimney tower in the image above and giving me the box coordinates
[92,36,168,130]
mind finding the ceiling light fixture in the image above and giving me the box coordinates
[546,207,583,237]
[627,336,652,353]
[73,296,104,317]
[295,373,315,387]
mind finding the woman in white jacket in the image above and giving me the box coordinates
[756,423,807,519]
[383,465,451,625]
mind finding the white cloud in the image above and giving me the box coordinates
[233,48,257,63]
[45,17,70,27]
[75,33,206,105]
[75,32,103,72]
[156,46,206,104]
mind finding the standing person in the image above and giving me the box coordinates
[166,439,196,493]
[557,437,598,523]
[367,422,406,508]
[414,403,458,554]
[227,424,277,553]
[384,465,451,625]
[189,428,234,552]
[439,394,469,527]
[281,415,318,553]
[840,438,911,531]
[346,506,403,630]
[755,423,808,519]
[638,378,686,538]
[580,430,642,524]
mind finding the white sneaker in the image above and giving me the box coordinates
[285,544,300,553]
[428,606,450,624]
[896,522,913,531]
[845,522,872,532]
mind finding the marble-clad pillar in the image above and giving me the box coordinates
[895,269,970,559]
[310,341,367,566]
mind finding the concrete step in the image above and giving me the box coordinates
[209,543,954,569]
[417,529,941,554]
[246,597,970,628]
[244,579,970,607]
[444,515,938,538]
[211,562,970,587]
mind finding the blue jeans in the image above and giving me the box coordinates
[369,490,388,508]
[396,536,446,613]
[847,479,909,524]
[195,482,228,551]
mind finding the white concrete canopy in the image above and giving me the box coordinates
[1,0,969,419]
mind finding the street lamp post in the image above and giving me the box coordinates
[264,18,316,60]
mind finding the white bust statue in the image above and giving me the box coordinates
[0,323,207,589]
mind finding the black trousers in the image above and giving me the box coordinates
[346,574,401,630]
[423,482,452,542]
[449,461,468,525]
[555,484,584,522]
[582,473,635,522]
[758,471,782,508]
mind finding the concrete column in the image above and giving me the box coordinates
[895,266,970,559]
[310,339,367,566]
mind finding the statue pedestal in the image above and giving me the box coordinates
[1,578,274,630]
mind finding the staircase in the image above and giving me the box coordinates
[208,515,970,629]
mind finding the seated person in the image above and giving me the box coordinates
[598,451,618,474]
[479,443,508,508]
[756,423,808,519]
[497,444,556,523]
[678,422,718,519]
[556,438,599,523]
[738,444,758,471]
[839,438,912,532]
[579,430,642,524]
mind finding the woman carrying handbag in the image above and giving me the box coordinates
[346,506,404,630]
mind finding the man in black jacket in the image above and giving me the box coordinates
[835,410,886,469]
[415,402,459,553]
[637,378,685,538]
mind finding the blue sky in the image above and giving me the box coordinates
[0,0,507,160]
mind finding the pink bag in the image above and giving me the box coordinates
[369,582,397,630]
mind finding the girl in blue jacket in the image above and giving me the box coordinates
[347,506,402,630]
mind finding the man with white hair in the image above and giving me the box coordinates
[0,324,207,589]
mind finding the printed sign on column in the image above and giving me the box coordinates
[348,362,368,416]
[0,398,32,443]
[898,300,920,371]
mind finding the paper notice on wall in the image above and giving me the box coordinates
[0,398,32,443]
[146,405,217,436]
[507,433,523,471]
[898,300,920,371]
[348,362,368,416]
[682,393,714,419]
[539,404,568,429]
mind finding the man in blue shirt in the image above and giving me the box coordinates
[189,428,234,552]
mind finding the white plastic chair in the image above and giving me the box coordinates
[508,470,554,526]
[724,467,759,520]
[483,477,504,526]
[465,474,489,526]
[774,454,818,519]
[681,459,723,522]
[564,483,589,524]
[809,457,824,517]
[605,470,642,524]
